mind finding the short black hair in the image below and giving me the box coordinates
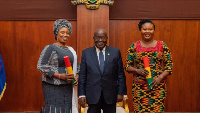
[138,19,155,31]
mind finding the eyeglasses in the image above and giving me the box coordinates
[94,36,107,41]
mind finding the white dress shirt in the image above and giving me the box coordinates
[95,46,106,64]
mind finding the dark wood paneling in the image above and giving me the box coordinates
[1,0,200,20]
[0,0,77,20]
[0,21,77,112]
[109,20,200,112]
[77,5,109,61]
[110,0,200,19]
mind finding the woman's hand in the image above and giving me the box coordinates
[150,71,170,90]
[73,74,79,86]
[62,73,74,82]
[136,68,149,77]
[53,72,74,82]
[150,77,162,90]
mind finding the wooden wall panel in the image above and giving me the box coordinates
[109,20,200,112]
[1,0,200,20]
[110,0,200,20]
[77,5,109,61]
[0,21,77,112]
[0,0,77,20]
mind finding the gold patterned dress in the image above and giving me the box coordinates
[125,41,173,112]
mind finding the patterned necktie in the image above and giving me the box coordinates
[99,50,104,73]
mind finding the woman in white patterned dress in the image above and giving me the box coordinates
[37,19,79,113]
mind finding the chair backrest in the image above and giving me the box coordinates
[80,95,129,113]
[116,95,129,113]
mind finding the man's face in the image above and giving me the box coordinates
[93,30,107,50]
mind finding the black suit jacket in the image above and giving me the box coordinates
[78,46,127,104]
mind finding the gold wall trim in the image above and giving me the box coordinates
[71,0,114,10]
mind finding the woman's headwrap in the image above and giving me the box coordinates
[53,19,72,40]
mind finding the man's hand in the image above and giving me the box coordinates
[117,95,123,102]
[79,97,86,107]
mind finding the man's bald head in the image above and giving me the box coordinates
[94,29,107,37]
[93,28,108,50]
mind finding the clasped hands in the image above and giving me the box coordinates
[136,69,162,89]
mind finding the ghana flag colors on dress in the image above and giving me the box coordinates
[125,41,173,112]
[0,54,6,101]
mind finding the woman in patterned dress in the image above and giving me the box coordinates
[124,19,173,113]
[37,19,79,113]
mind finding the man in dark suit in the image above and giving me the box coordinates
[78,28,127,113]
